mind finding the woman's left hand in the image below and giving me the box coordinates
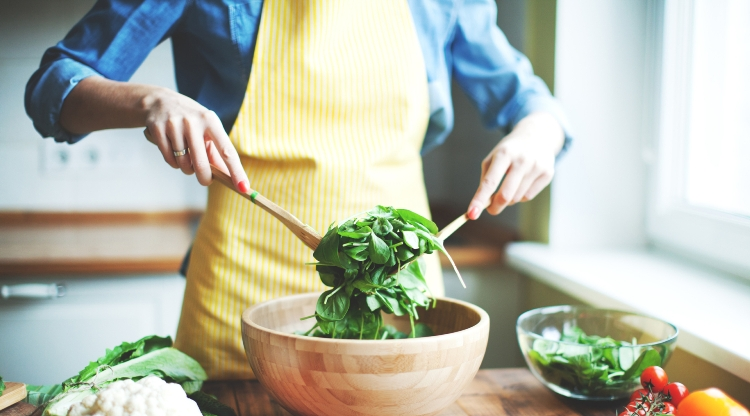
[467,112,565,220]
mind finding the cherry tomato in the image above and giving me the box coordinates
[664,382,689,407]
[641,366,669,392]
[630,388,654,403]
[618,412,631,416]
[676,388,749,416]
[662,402,676,413]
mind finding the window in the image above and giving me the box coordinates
[648,0,750,278]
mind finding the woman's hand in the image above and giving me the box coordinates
[141,88,248,191]
[59,76,249,192]
[466,112,564,220]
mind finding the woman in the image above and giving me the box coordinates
[26,0,569,379]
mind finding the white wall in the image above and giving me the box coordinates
[0,0,207,211]
[549,0,650,249]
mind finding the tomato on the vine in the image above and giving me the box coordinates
[663,382,689,406]
[630,388,654,403]
[661,402,675,413]
[626,401,649,415]
[618,412,631,416]
[640,366,669,392]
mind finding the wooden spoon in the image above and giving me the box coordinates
[211,166,477,250]
[435,202,490,242]
[210,165,323,250]
[142,128,323,251]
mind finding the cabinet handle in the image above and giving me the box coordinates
[1,283,66,299]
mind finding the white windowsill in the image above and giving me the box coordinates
[506,242,750,383]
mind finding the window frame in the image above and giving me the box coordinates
[646,0,750,279]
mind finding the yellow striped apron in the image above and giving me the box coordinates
[174,0,444,379]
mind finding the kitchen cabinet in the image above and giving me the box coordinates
[0,212,194,385]
[0,274,185,385]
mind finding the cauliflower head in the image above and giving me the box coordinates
[67,376,201,416]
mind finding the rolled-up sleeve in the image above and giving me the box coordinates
[451,0,573,156]
[25,0,186,143]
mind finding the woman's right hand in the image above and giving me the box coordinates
[59,76,249,192]
[141,87,249,191]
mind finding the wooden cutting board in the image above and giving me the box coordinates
[0,383,27,411]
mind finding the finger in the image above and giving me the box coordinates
[467,154,511,220]
[205,141,229,175]
[204,112,249,192]
[522,173,553,202]
[488,163,527,215]
[166,117,194,175]
[144,126,178,169]
[511,170,540,205]
[184,119,212,186]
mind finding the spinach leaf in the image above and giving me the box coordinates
[316,287,350,321]
[622,349,661,380]
[396,209,438,234]
[312,224,343,267]
[528,326,664,397]
[368,233,390,264]
[303,206,461,340]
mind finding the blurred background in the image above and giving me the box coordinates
[1,0,749,406]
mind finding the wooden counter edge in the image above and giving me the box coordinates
[0,258,183,277]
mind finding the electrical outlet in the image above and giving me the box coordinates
[40,141,103,175]
[41,142,72,173]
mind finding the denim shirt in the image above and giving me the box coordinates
[25,0,571,155]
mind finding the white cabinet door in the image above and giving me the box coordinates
[0,274,185,385]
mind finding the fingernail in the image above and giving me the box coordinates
[237,180,249,193]
[468,207,481,220]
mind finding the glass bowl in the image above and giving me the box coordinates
[517,305,678,401]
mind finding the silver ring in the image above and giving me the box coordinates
[173,148,188,157]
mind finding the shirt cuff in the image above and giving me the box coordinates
[508,93,574,161]
[27,58,102,144]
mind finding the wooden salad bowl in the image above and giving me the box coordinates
[241,292,490,416]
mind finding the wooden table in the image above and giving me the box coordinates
[0,368,624,416]
[200,368,622,416]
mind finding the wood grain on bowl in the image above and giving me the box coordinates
[241,293,490,416]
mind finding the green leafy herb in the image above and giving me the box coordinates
[25,335,208,416]
[528,326,664,397]
[0,375,5,396]
[304,205,463,339]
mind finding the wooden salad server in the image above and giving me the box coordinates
[436,202,491,242]
[210,165,323,251]
[212,162,481,250]
[141,128,323,251]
